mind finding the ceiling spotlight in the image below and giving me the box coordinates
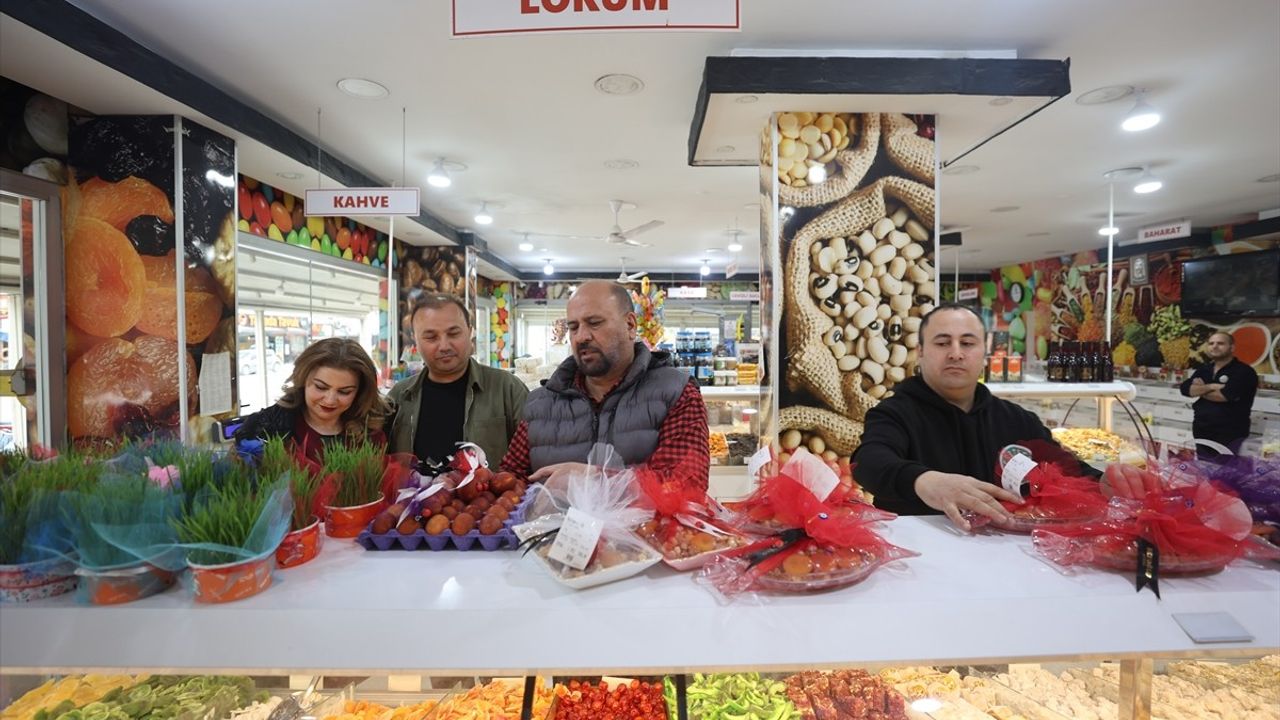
[1098,226,1120,237]
[700,259,711,276]
[1122,91,1161,132]
[807,163,828,184]
[337,77,390,99]
[728,241,744,253]
[427,159,452,188]
[1133,168,1163,194]
[542,260,555,275]
[518,234,534,252]
[474,202,494,225]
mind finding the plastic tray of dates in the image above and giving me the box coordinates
[358,471,533,551]
[988,504,1107,534]
[754,545,883,592]
[550,678,671,720]
[634,516,749,571]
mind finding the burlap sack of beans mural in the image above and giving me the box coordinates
[784,175,936,420]
[765,113,882,209]
[882,113,936,185]
[779,405,864,456]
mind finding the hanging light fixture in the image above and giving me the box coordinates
[542,259,555,275]
[700,259,711,276]
[427,159,452,188]
[1121,91,1161,132]
[474,202,494,225]
[727,240,743,253]
[1098,226,1120,236]
[1133,167,1163,194]
[518,233,534,252]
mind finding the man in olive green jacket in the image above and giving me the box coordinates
[386,294,528,465]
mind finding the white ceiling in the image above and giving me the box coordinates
[2,0,1279,276]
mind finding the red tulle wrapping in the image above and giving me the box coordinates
[1033,481,1277,573]
[999,463,1109,518]
[380,453,418,503]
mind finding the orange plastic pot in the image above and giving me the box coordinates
[324,497,387,538]
[276,517,323,568]
[77,563,176,605]
[188,549,276,604]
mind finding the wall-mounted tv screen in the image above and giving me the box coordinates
[1180,249,1280,318]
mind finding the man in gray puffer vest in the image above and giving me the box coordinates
[499,280,709,490]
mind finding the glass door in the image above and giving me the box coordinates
[0,170,65,451]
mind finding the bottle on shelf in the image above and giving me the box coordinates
[1100,340,1114,382]
[1080,341,1097,382]
[1047,341,1062,382]
[1063,341,1078,383]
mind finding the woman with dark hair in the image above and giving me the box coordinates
[234,338,390,465]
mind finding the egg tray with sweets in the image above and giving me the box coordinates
[634,515,751,571]
[358,470,535,551]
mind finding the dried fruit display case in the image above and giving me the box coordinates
[2,517,1276,719]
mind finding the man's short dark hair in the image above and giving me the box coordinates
[410,293,471,328]
[919,303,987,339]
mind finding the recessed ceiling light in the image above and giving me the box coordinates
[337,77,390,99]
[604,158,639,170]
[594,73,644,95]
[942,164,980,176]
[1027,232,1051,237]
[276,171,302,180]
[715,145,736,154]
[1098,226,1120,237]
[735,94,759,104]
[1257,173,1280,183]
[989,96,1014,106]
[990,206,1020,213]
[1075,84,1135,106]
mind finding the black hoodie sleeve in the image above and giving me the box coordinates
[852,403,933,509]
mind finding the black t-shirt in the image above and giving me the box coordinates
[1180,358,1258,440]
[414,371,469,464]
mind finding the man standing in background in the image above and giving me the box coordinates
[1181,332,1258,459]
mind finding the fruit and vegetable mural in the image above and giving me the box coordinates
[236,176,390,267]
[64,115,237,445]
[988,237,1280,378]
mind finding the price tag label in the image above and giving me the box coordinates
[1001,452,1038,499]
[547,507,604,571]
[746,445,773,478]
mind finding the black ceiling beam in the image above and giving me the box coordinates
[1,0,470,248]
[689,55,1071,166]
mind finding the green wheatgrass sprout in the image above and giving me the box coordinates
[0,447,29,480]
[64,474,175,568]
[0,451,102,564]
[258,436,324,531]
[321,440,385,508]
[170,459,269,565]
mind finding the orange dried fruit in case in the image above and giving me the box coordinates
[78,176,174,230]
[66,217,146,337]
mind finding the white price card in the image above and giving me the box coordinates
[197,352,232,416]
[746,445,773,478]
[1001,453,1038,499]
[547,507,604,571]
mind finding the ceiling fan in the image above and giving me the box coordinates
[602,199,663,247]
[615,256,647,283]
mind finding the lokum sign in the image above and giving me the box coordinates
[305,187,420,216]
[452,0,740,36]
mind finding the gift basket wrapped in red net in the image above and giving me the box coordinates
[698,448,916,599]
[1032,461,1280,583]
[632,459,751,571]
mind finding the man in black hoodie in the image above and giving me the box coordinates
[853,304,1096,530]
